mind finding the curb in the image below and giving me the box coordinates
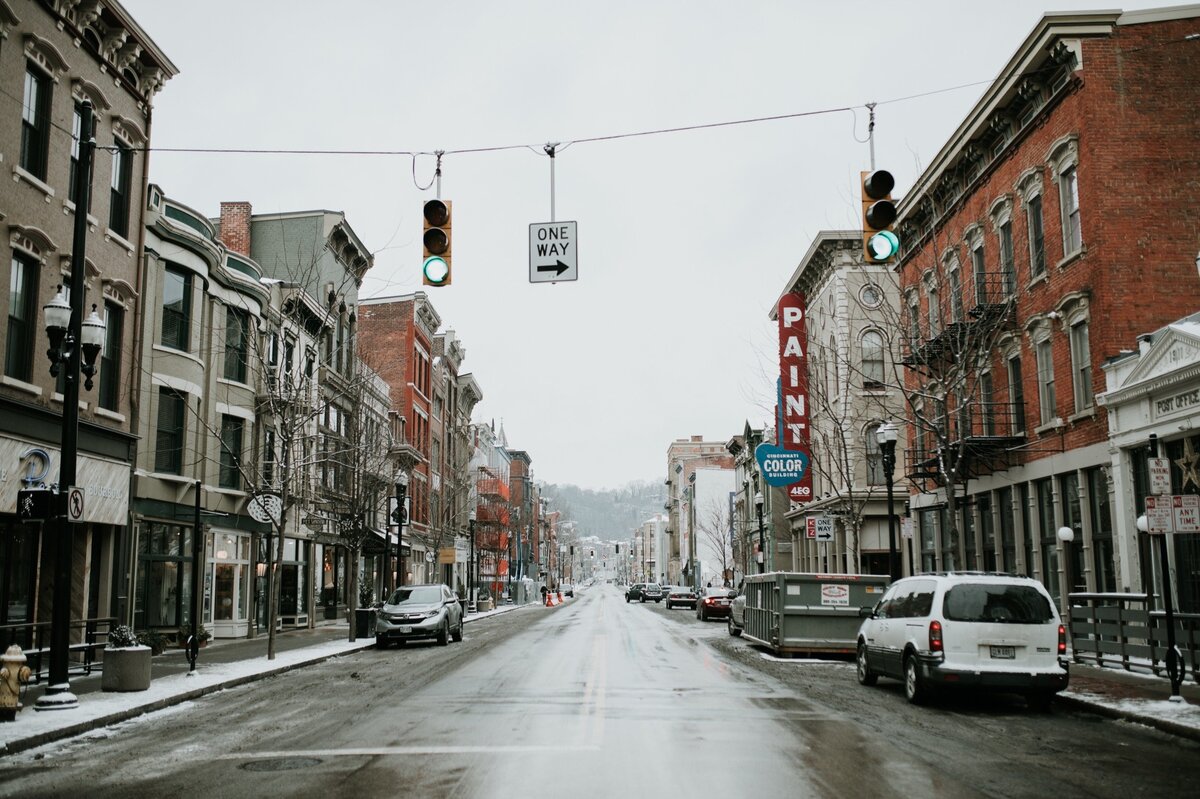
[2,605,528,757]
[1055,692,1200,744]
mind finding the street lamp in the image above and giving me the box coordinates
[394,471,409,589]
[35,102,102,712]
[468,509,477,612]
[754,491,765,574]
[876,421,900,582]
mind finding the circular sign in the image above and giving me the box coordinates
[247,493,283,524]
[424,550,435,563]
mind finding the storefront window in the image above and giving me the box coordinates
[134,521,192,629]
[962,503,977,570]
[1060,472,1086,593]
[939,506,958,571]
[920,510,936,573]
[980,494,997,572]
[1036,479,1059,603]
[1086,468,1116,593]
[998,487,1016,573]
[1020,483,1034,577]
[0,522,36,629]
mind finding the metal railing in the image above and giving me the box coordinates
[0,617,116,684]
[1067,592,1199,682]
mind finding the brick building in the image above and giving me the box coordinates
[893,7,1200,612]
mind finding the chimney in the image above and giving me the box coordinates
[219,201,252,256]
[691,435,703,443]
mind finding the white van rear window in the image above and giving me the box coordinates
[944,584,1053,623]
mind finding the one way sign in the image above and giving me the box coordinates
[529,221,578,283]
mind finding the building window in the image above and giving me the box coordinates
[1035,338,1056,424]
[161,267,192,351]
[5,253,38,381]
[919,509,937,574]
[1027,194,1046,278]
[971,240,988,305]
[980,371,995,436]
[1087,467,1116,593]
[1070,320,1093,412]
[1007,353,1026,433]
[155,388,186,474]
[865,424,883,486]
[99,302,123,411]
[262,429,276,486]
[1036,478,1059,601]
[223,307,250,383]
[927,286,941,336]
[219,415,244,489]
[20,64,51,180]
[861,330,884,389]
[948,264,964,322]
[979,494,997,571]
[1059,165,1082,255]
[998,486,1016,572]
[998,220,1015,296]
[907,292,921,343]
[939,506,957,571]
[1060,472,1085,594]
[109,141,134,238]
[69,102,96,208]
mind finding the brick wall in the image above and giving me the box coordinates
[218,201,253,255]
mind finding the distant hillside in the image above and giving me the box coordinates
[541,479,666,543]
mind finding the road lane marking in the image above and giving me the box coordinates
[219,744,600,760]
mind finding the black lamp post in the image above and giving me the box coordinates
[36,101,104,711]
[877,421,900,581]
[754,491,765,574]
[394,471,408,589]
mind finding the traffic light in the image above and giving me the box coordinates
[615,544,620,554]
[422,198,452,286]
[861,170,899,262]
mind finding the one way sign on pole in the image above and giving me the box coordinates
[529,221,578,283]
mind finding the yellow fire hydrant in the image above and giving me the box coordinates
[0,644,33,721]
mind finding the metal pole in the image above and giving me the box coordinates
[884,443,899,581]
[395,479,406,589]
[38,101,95,711]
[545,143,558,222]
[1148,434,1183,699]
[469,517,476,612]
[756,501,765,574]
[187,481,202,673]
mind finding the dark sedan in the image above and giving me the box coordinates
[696,585,738,621]
[666,586,697,609]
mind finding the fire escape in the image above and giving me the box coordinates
[901,271,1025,484]
[476,468,511,595]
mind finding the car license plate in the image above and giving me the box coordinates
[398,626,412,634]
[990,645,1015,659]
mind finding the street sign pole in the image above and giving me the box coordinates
[1148,434,1183,701]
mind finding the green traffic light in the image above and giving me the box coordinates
[423,255,450,285]
[867,230,900,261]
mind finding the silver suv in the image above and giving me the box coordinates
[376,583,464,648]
[855,573,1069,710]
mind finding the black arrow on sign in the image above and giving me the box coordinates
[537,260,569,276]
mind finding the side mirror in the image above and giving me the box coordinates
[858,606,875,619]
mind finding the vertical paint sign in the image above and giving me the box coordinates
[777,292,812,504]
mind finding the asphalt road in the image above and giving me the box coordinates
[3,584,1198,798]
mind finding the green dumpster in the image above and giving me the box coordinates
[742,572,890,655]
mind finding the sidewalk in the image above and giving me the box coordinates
[4,602,1197,756]
[1,603,529,757]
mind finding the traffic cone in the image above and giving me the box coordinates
[544,591,553,607]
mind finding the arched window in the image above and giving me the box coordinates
[862,330,885,389]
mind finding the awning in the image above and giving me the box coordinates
[362,528,410,556]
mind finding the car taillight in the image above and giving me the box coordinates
[705,597,715,605]
[929,620,943,653]
[1058,623,1067,656]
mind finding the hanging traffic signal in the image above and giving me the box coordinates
[861,170,899,262]
[615,544,620,554]
[422,199,452,286]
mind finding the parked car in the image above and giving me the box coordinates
[625,583,645,602]
[855,573,1069,710]
[561,583,575,597]
[641,583,664,603]
[376,584,464,648]
[666,586,697,609]
[696,585,737,621]
[727,587,746,636]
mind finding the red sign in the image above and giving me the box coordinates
[777,292,812,503]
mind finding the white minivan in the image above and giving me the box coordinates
[855,573,1069,710]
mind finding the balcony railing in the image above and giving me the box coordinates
[905,400,1026,481]
[476,505,511,526]
[477,478,510,501]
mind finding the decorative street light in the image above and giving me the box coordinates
[468,509,477,612]
[1057,525,1076,610]
[754,490,765,574]
[876,421,900,582]
[394,470,409,589]
[35,102,102,712]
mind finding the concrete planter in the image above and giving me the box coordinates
[101,646,152,692]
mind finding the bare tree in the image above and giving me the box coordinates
[697,497,734,586]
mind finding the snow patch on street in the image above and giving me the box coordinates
[1064,689,1200,732]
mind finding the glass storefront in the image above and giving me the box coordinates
[209,530,250,636]
[134,521,192,630]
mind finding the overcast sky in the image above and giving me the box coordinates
[121,1,1168,490]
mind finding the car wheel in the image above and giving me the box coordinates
[452,619,464,643]
[1026,690,1054,713]
[640,597,646,603]
[437,619,450,647]
[655,599,661,603]
[728,617,742,638]
[904,654,929,705]
[698,606,706,621]
[626,597,630,603]
[375,634,388,650]
[856,643,878,686]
